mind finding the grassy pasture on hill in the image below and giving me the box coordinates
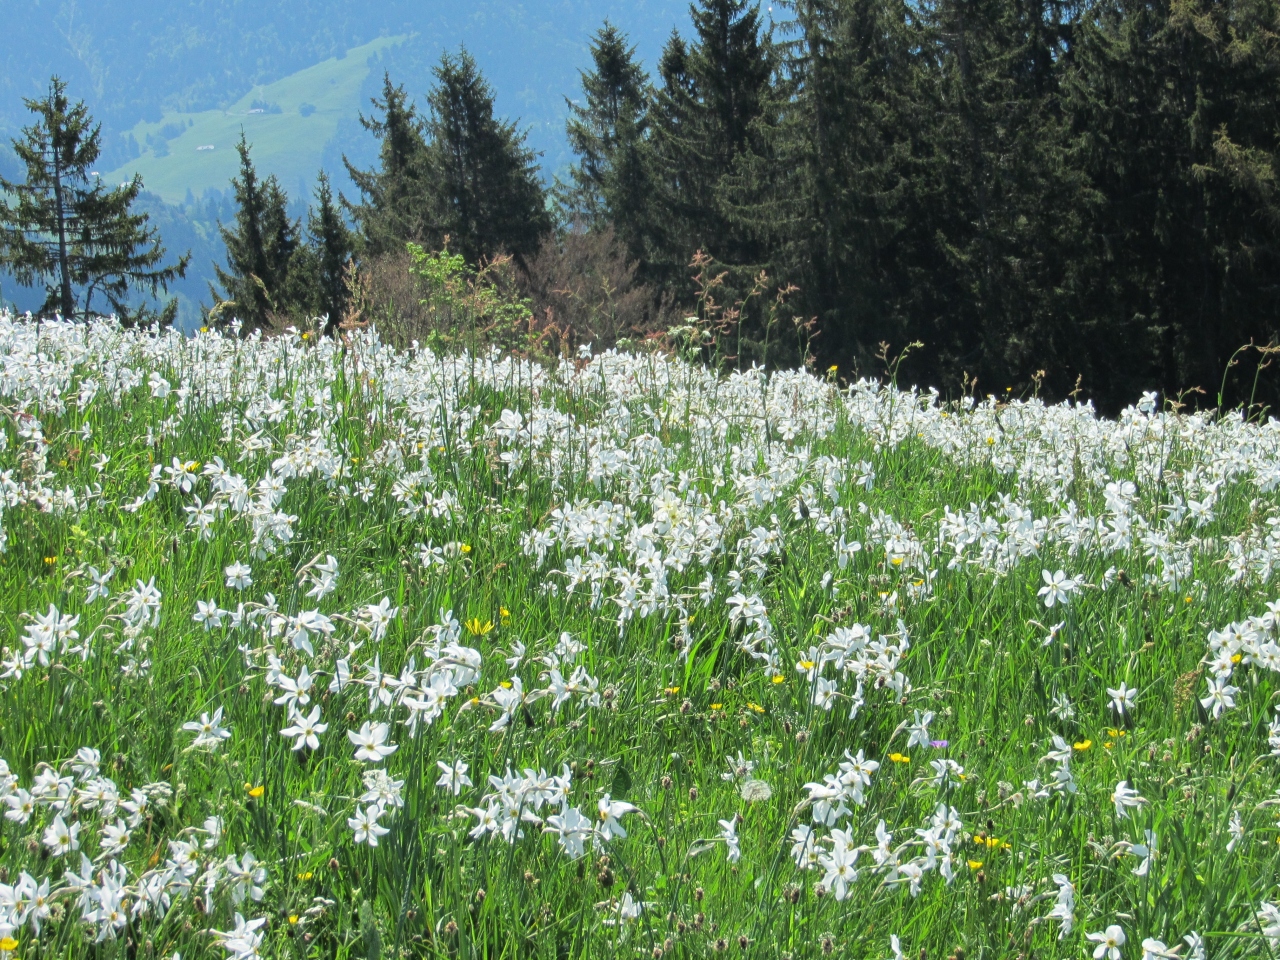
[101,36,405,203]
[0,316,1278,959]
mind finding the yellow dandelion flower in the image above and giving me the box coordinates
[771,675,786,684]
[798,660,816,671]
[746,702,765,714]
[1231,653,1243,663]
[499,681,513,689]
[460,543,472,554]
[465,617,494,637]
[664,686,680,696]
[967,860,983,870]
[1073,739,1092,751]
[297,871,313,880]
[289,914,300,924]
[1104,741,1114,750]
[888,753,910,764]
[0,937,18,951]
[246,784,264,799]
[710,703,723,711]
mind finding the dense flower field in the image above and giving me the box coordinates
[0,315,1278,959]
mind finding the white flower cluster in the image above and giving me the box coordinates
[0,749,261,946]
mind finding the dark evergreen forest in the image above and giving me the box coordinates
[341,0,1280,411]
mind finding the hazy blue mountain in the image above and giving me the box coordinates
[0,0,691,181]
[0,0,698,322]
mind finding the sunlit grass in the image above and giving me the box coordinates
[0,317,1276,959]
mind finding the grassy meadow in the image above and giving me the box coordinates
[0,315,1277,959]
[100,37,404,204]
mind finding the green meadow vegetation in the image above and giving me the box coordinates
[0,318,1278,958]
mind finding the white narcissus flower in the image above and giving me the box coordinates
[544,805,592,858]
[819,843,859,900]
[906,710,935,749]
[435,760,473,796]
[348,805,390,846]
[183,707,231,750]
[224,562,253,590]
[1086,925,1126,960]
[1107,681,1139,716]
[1112,781,1146,819]
[193,599,224,630]
[1038,569,1077,607]
[1200,676,1238,718]
[718,817,741,863]
[43,814,80,856]
[347,721,397,763]
[596,793,637,841]
[1140,939,1178,960]
[280,706,328,751]
[1127,830,1156,876]
[1260,902,1280,947]
[1047,873,1074,937]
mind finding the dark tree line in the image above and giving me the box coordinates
[329,0,1280,410]
[548,0,1280,411]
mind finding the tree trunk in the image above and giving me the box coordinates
[51,149,73,318]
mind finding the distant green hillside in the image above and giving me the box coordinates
[102,36,405,203]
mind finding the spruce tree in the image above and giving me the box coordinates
[646,1,776,288]
[307,171,354,336]
[1060,0,1280,409]
[211,133,302,332]
[423,49,550,265]
[561,22,653,263]
[343,74,431,257]
[0,77,189,322]
[727,0,926,369]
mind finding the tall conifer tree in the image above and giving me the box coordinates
[423,49,550,265]
[1059,0,1280,408]
[211,133,302,332]
[343,74,431,257]
[561,23,653,266]
[646,0,776,287]
[306,171,353,336]
[0,77,189,322]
